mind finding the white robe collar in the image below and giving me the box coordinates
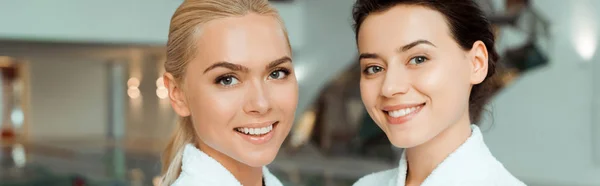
[172,144,283,186]
[354,125,525,186]
[397,124,489,185]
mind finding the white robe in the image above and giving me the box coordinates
[172,144,283,186]
[354,125,526,186]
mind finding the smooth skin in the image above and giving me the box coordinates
[165,13,298,186]
[357,5,489,186]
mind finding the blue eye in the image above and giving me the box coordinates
[217,76,240,86]
[364,66,384,75]
[408,56,428,65]
[268,69,290,80]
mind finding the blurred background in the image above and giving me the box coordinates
[0,0,598,185]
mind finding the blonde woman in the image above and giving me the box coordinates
[160,0,297,185]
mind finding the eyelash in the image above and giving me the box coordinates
[408,55,429,65]
[215,73,239,87]
[362,55,429,75]
[214,68,292,87]
[269,67,291,80]
[363,65,384,75]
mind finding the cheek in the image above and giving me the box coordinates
[270,80,299,116]
[188,85,242,133]
[415,58,472,93]
[414,65,451,91]
[360,78,381,108]
[413,60,472,116]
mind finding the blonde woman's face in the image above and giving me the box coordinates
[168,13,297,167]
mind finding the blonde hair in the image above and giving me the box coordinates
[161,0,288,185]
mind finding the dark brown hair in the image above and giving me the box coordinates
[352,0,500,124]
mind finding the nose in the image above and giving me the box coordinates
[381,66,409,98]
[243,80,272,115]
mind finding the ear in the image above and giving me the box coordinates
[469,41,489,85]
[164,73,191,117]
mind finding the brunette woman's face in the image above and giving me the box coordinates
[167,13,297,167]
[357,5,489,148]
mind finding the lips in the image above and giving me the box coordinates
[234,121,279,145]
[383,103,425,125]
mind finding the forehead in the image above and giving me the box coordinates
[193,13,290,68]
[357,5,452,52]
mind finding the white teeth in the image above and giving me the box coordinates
[387,106,421,118]
[235,124,274,136]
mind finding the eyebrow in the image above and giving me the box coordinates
[204,61,249,74]
[203,56,292,74]
[266,56,292,70]
[358,53,380,61]
[398,39,436,52]
[358,39,436,61]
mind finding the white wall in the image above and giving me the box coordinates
[481,0,600,185]
[0,43,148,140]
[0,43,180,142]
[0,0,178,44]
[125,53,177,141]
[27,56,108,140]
[0,0,307,49]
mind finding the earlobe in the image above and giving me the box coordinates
[470,41,489,85]
[164,73,191,117]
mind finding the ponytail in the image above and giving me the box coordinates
[160,116,194,186]
[160,0,287,184]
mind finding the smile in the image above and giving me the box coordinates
[235,124,274,136]
[383,103,425,124]
[387,105,421,118]
[234,121,279,145]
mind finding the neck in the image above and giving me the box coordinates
[404,114,472,185]
[197,141,263,186]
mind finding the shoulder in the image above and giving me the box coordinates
[458,174,526,186]
[353,168,398,186]
[463,156,526,186]
[485,163,527,186]
[263,166,284,186]
[434,159,526,186]
[462,125,527,185]
[434,125,526,185]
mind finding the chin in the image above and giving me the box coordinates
[386,129,432,149]
[237,149,278,167]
